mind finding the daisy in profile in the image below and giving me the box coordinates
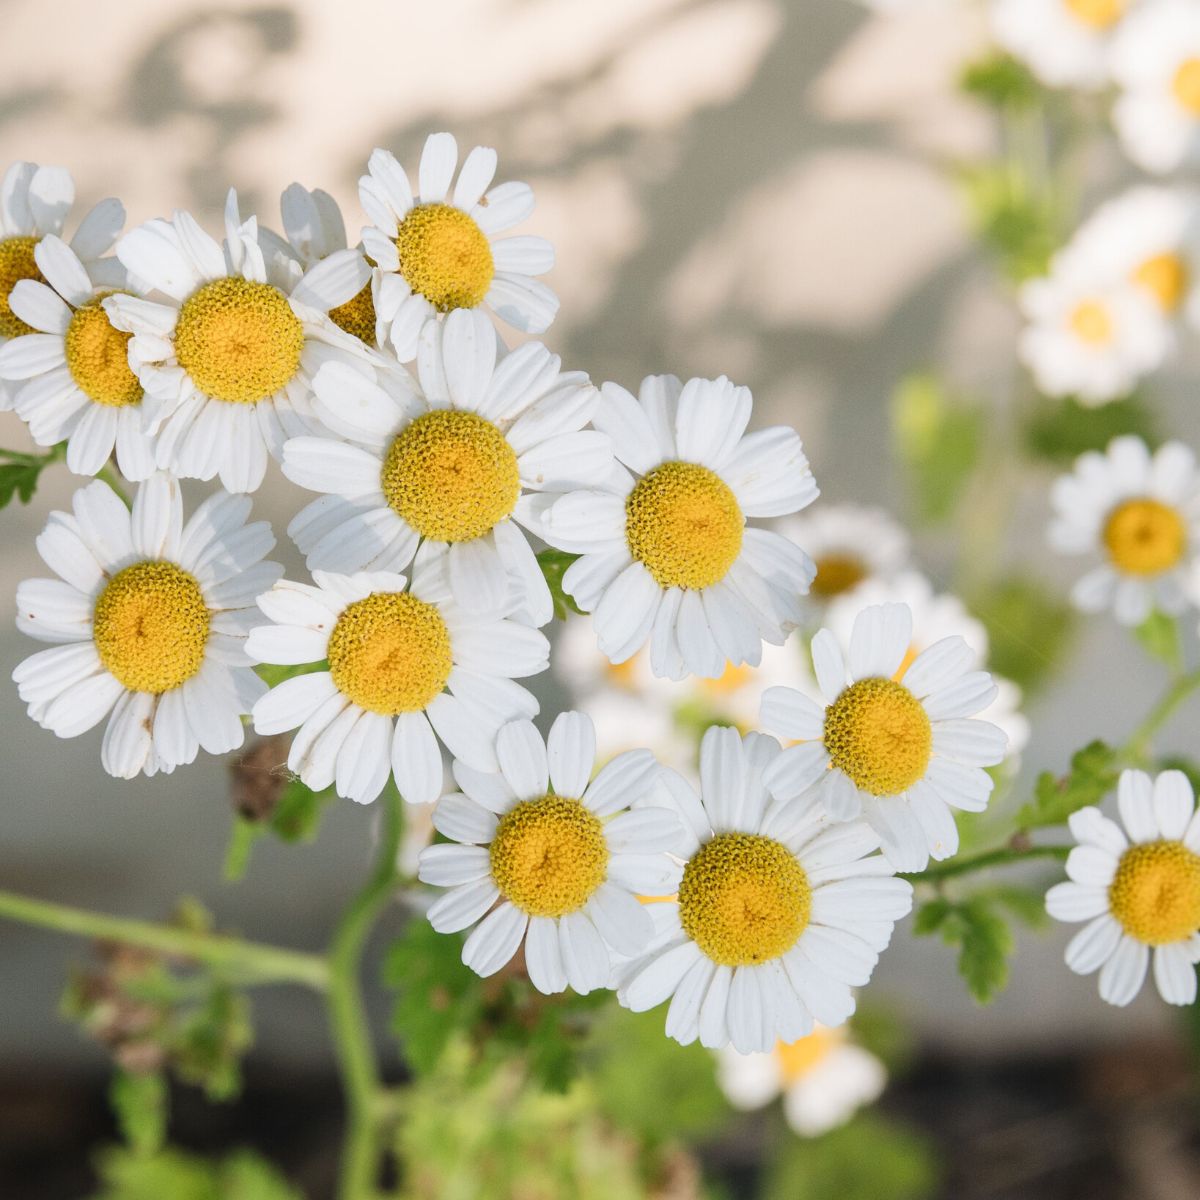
[539,374,818,680]
[1112,0,1200,174]
[1046,768,1200,1006]
[717,1025,887,1137]
[989,0,1132,90]
[417,712,683,993]
[1048,436,1200,625]
[104,190,370,493]
[247,551,550,806]
[358,133,557,360]
[283,308,608,624]
[12,473,280,778]
[617,726,912,1053]
[760,603,1006,871]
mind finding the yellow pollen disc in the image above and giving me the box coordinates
[1063,0,1123,27]
[604,655,641,689]
[489,795,609,917]
[775,1029,840,1083]
[326,591,452,716]
[92,561,211,694]
[381,409,519,543]
[1103,497,1186,576]
[1068,299,1114,346]
[174,277,304,404]
[0,235,44,338]
[394,203,494,313]
[810,553,867,598]
[625,461,744,590]
[678,832,810,967]
[1173,57,1200,115]
[1133,253,1189,312]
[699,661,754,698]
[64,296,142,407]
[328,279,377,344]
[824,677,932,796]
[1108,840,1200,946]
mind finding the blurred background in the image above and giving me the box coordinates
[2,0,1199,1196]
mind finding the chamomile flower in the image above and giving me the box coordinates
[617,726,912,1053]
[104,190,370,493]
[12,473,280,778]
[717,1026,887,1137]
[417,712,684,993]
[283,308,607,625]
[1046,768,1200,1006]
[989,0,1134,90]
[539,374,818,681]
[760,603,1006,872]
[247,552,550,806]
[358,133,557,360]
[1048,435,1200,625]
[1112,0,1200,174]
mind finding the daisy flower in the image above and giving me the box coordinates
[358,133,557,360]
[417,712,684,993]
[283,308,608,625]
[1112,0,1200,174]
[717,1025,887,1137]
[617,726,912,1053]
[539,374,818,681]
[989,0,1134,90]
[1046,768,1200,1006]
[246,550,550,806]
[104,190,371,493]
[12,472,280,778]
[1048,435,1200,625]
[760,603,1006,872]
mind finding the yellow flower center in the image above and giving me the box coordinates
[678,832,811,967]
[326,591,452,716]
[92,561,211,694]
[1063,0,1123,28]
[1109,840,1200,946]
[698,661,754,698]
[810,553,867,598]
[1133,254,1189,313]
[1068,299,1114,346]
[1103,497,1186,576]
[603,655,641,689]
[775,1028,840,1083]
[1172,57,1200,115]
[824,677,932,796]
[625,461,744,590]
[394,203,494,313]
[489,795,609,917]
[328,279,377,345]
[0,235,44,338]
[381,409,520,543]
[174,277,304,404]
[64,296,142,407]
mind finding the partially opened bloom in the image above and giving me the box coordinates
[359,133,557,360]
[717,1026,887,1137]
[1048,435,1200,625]
[104,190,370,493]
[760,603,1006,871]
[283,308,608,624]
[417,713,684,993]
[540,374,818,680]
[12,473,280,777]
[247,550,549,805]
[617,726,912,1052]
[990,0,1132,90]
[1046,769,1200,1006]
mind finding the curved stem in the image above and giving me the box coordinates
[327,786,403,1200]
[1122,667,1200,766]
[904,843,1069,885]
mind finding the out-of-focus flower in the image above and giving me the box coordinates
[1048,435,1200,625]
[717,1026,887,1136]
[990,0,1135,90]
[1046,768,1200,1005]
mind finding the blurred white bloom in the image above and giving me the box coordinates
[1048,435,1200,625]
[1046,768,1200,1006]
[717,1026,887,1136]
[990,0,1137,90]
[1112,0,1200,174]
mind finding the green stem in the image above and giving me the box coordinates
[0,889,328,989]
[904,843,1069,884]
[1121,667,1200,767]
[327,787,403,1200]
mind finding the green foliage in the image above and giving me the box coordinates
[913,894,1013,1003]
[0,442,65,508]
[761,1113,939,1200]
[89,1146,301,1200]
[537,548,583,619]
[958,163,1058,282]
[253,660,328,689]
[1023,395,1156,465]
[172,982,253,1102]
[891,373,984,525]
[110,1070,168,1158]
[1134,611,1182,672]
[224,779,334,883]
[970,576,1074,695]
[959,52,1043,110]
[1017,740,1119,831]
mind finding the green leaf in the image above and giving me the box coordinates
[989,884,1050,929]
[537,548,583,619]
[914,895,1014,1003]
[959,51,1043,109]
[170,983,253,1102]
[222,817,263,883]
[269,778,332,843]
[958,163,1058,282]
[1023,395,1157,465]
[912,897,953,936]
[1018,739,1119,831]
[1134,610,1182,671]
[969,576,1074,696]
[0,443,65,509]
[253,659,328,689]
[89,1147,301,1200]
[109,1070,168,1158]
